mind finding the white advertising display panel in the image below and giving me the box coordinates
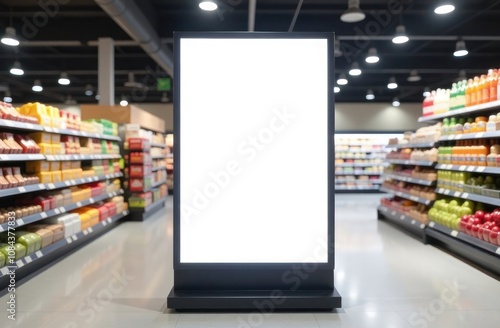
[179,37,329,263]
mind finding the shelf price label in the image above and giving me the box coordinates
[0,226,4,232]
[1,267,9,275]
[451,230,459,237]
[16,260,24,268]
[462,193,469,199]
[41,212,48,219]
[411,220,416,225]
[35,251,43,258]
[83,229,88,235]
[420,224,426,229]
[391,211,396,216]
[72,235,77,241]
[400,215,405,220]
[459,166,466,171]
[454,191,461,198]
[475,132,485,138]
[106,218,112,223]
[88,227,93,233]
[25,256,32,264]
[16,219,25,226]
[477,167,485,173]
[66,237,73,244]
[467,166,475,172]
[429,221,435,228]
[496,248,500,255]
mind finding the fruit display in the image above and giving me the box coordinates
[459,210,500,246]
[428,198,476,230]
[381,180,436,201]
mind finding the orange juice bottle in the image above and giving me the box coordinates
[481,75,489,104]
[476,116,488,132]
[476,76,483,104]
[477,141,488,167]
[471,77,478,106]
[490,69,498,102]
[457,141,465,165]
[465,79,473,107]
[470,140,478,166]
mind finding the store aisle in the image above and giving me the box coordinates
[1,194,500,328]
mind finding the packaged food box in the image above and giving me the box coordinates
[26,227,54,248]
[0,243,27,260]
[15,231,42,254]
[26,161,50,173]
[44,224,64,242]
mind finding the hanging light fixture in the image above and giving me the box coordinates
[453,40,468,57]
[58,72,70,85]
[407,70,421,82]
[387,76,398,89]
[334,86,340,93]
[161,92,169,103]
[365,47,379,64]
[423,87,431,97]
[95,94,101,101]
[120,95,129,107]
[32,80,43,92]
[348,62,362,76]
[334,40,343,58]
[366,89,375,100]
[392,97,400,107]
[85,84,94,96]
[435,2,455,15]
[199,1,218,11]
[392,25,409,44]
[1,27,19,46]
[340,0,366,23]
[337,74,348,85]
[10,61,24,75]
[3,90,12,103]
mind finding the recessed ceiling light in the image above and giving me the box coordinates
[10,61,24,76]
[435,3,455,15]
[392,97,400,107]
[1,27,19,46]
[340,0,366,23]
[337,74,348,85]
[199,1,218,11]
[365,47,380,64]
[58,72,70,85]
[454,40,468,57]
[349,62,362,76]
[392,25,409,44]
[366,89,375,100]
[32,80,43,92]
[387,76,398,89]
[407,70,421,82]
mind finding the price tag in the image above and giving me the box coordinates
[16,260,24,268]
[454,192,461,197]
[45,127,53,132]
[446,164,453,170]
[83,229,88,235]
[1,267,9,275]
[462,193,469,199]
[477,167,485,172]
[88,227,93,233]
[82,132,88,136]
[16,219,25,226]
[64,181,71,186]
[70,180,76,185]
[77,202,82,207]
[48,183,55,189]
[54,208,60,214]
[26,123,34,129]
[451,230,459,237]
[410,196,419,201]
[106,218,112,223]
[89,198,94,203]
[429,221,435,227]
[18,186,26,194]
[475,132,485,138]
[38,184,44,189]
[420,224,426,229]
[59,207,66,213]
[391,211,396,216]
[496,247,500,255]
[35,251,43,258]
[102,221,107,226]
[400,215,405,220]
[459,166,466,171]
[467,166,474,172]
[41,212,47,218]
[72,235,77,241]
[66,237,73,244]
[25,256,32,264]
[5,120,14,126]
[438,188,444,193]
[0,154,8,160]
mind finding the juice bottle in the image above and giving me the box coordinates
[470,140,478,166]
[481,75,489,104]
[450,83,458,110]
[457,140,465,165]
[487,142,500,167]
[472,76,479,106]
[442,118,450,135]
[466,79,473,107]
[476,116,488,132]
[455,117,465,134]
[488,69,497,102]
[477,141,488,167]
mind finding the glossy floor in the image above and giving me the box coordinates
[1,194,500,327]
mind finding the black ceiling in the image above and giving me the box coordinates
[0,0,499,105]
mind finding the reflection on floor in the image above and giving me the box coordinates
[1,194,499,327]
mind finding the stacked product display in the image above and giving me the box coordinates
[0,102,128,288]
[123,124,168,221]
[335,134,401,192]
[166,133,173,193]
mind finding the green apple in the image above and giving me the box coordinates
[460,207,472,216]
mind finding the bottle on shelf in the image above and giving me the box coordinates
[477,140,488,167]
[450,83,458,110]
[480,74,489,104]
[465,79,473,107]
[488,69,498,103]
[471,77,479,106]
[487,141,500,167]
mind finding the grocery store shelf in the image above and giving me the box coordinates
[435,163,500,175]
[382,174,436,186]
[335,162,383,167]
[336,143,387,146]
[379,187,434,205]
[335,179,382,184]
[0,210,129,287]
[0,189,124,231]
[0,183,45,198]
[129,196,166,221]
[426,221,500,276]
[0,153,45,161]
[384,159,436,166]
[439,130,500,142]
[0,119,43,132]
[151,154,166,159]
[418,99,500,123]
[151,142,166,148]
[334,149,383,153]
[335,171,382,176]
[45,154,121,161]
[152,166,166,172]
[386,142,436,149]
[44,126,121,141]
[377,205,427,242]
[335,156,386,160]
[435,187,500,207]
[45,172,123,190]
[151,179,166,189]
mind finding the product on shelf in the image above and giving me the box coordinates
[0,102,38,123]
[386,148,438,162]
[381,180,436,201]
[0,242,26,260]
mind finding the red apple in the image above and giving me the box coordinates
[466,222,473,235]
[478,225,485,240]
[484,213,492,222]
[459,220,467,232]
[472,217,482,225]
[472,224,480,238]
[474,210,485,221]
[489,227,499,245]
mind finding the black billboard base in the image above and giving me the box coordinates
[167,288,342,311]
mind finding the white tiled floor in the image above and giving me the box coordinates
[1,194,500,327]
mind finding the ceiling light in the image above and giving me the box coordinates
[454,40,468,57]
[337,74,348,85]
[366,89,375,100]
[120,96,128,107]
[455,69,467,82]
[95,94,101,100]
[32,80,43,92]
[10,61,24,76]
[387,76,398,89]
[349,62,362,76]
[1,27,19,46]
[340,0,366,23]
[85,84,94,96]
[392,97,400,107]
[365,47,379,63]
[334,86,340,93]
[58,72,70,85]
[199,1,218,11]
[161,92,169,103]
[334,40,343,57]
[423,87,431,97]
[435,2,455,15]
[3,91,12,103]
[392,25,409,44]
[407,70,421,82]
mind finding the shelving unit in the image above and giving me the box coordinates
[165,133,174,194]
[384,159,436,166]
[377,205,427,242]
[334,133,402,193]
[382,173,436,186]
[379,187,434,205]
